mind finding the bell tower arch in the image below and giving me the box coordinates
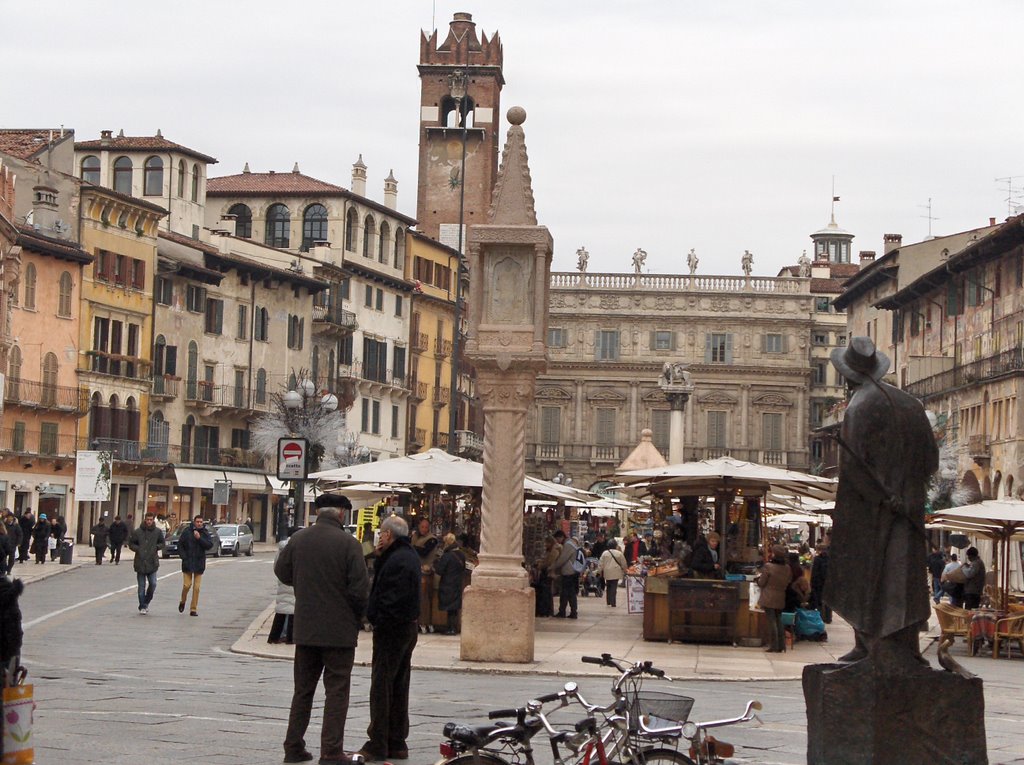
[417,12,504,244]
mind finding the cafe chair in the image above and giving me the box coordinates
[934,602,971,644]
[982,584,1005,610]
[992,613,1024,659]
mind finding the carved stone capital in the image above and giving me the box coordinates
[476,372,537,412]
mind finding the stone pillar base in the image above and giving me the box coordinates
[460,585,535,663]
[803,661,987,765]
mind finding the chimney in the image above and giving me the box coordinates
[811,262,831,279]
[858,250,876,269]
[30,185,59,232]
[384,169,398,209]
[100,129,112,144]
[351,155,367,197]
[990,217,997,226]
[883,233,902,255]
[215,214,237,237]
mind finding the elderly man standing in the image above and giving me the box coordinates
[128,515,165,613]
[276,495,369,765]
[358,515,421,762]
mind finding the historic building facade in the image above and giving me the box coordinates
[527,270,815,490]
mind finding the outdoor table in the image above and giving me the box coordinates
[969,609,1004,656]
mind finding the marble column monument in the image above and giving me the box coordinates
[659,362,694,464]
[460,106,553,663]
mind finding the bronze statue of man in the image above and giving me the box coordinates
[826,336,938,666]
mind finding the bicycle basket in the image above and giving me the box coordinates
[630,690,695,724]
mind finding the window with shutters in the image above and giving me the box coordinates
[204,298,224,335]
[340,277,350,300]
[392,346,406,384]
[813,362,827,385]
[287,314,304,350]
[707,333,732,363]
[40,422,58,455]
[594,408,617,460]
[255,369,267,405]
[391,404,400,439]
[539,406,561,459]
[41,353,58,406]
[155,276,173,306]
[371,400,381,434]
[762,412,783,452]
[707,411,727,449]
[186,341,198,399]
[23,264,36,309]
[339,334,353,365]
[361,399,369,432]
[946,280,963,316]
[650,409,670,454]
[12,421,25,453]
[364,285,373,307]
[58,272,73,317]
[966,270,985,307]
[236,305,248,340]
[233,369,245,408]
[652,330,674,351]
[231,427,250,450]
[254,307,269,342]
[395,295,403,317]
[362,338,388,383]
[375,288,384,311]
[548,328,567,348]
[596,330,619,361]
[186,285,206,313]
[764,333,784,353]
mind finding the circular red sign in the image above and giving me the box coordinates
[282,442,303,460]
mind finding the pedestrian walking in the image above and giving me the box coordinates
[358,515,421,763]
[128,515,165,614]
[30,514,50,564]
[275,495,368,765]
[597,539,628,607]
[926,547,947,605]
[108,516,128,564]
[552,530,581,619]
[90,519,110,565]
[177,515,213,616]
[17,512,33,563]
[757,545,793,653]
[809,544,832,623]
[432,533,465,635]
[48,516,65,561]
[3,512,21,575]
[268,528,296,645]
[0,524,14,578]
[961,546,987,610]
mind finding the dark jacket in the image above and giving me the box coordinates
[961,555,987,596]
[178,522,214,574]
[90,523,110,548]
[624,538,648,565]
[5,520,23,549]
[0,578,23,663]
[367,536,421,629]
[275,515,369,648]
[128,524,165,574]
[689,538,720,578]
[108,519,128,546]
[18,514,34,542]
[810,550,829,606]
[926,550,947,579]
[31,521,50,547]
[433,544,466,612]
[756,560,793,610]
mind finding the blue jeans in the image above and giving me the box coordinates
[137,572,157,609]
[931,575,943,603]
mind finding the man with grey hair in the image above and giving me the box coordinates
[358,514,421,762]
[276,494,369,765]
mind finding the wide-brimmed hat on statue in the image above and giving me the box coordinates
[830,336,890,384]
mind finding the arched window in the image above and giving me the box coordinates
[394,228,406,271]
[186,340,198,399]
[125,396,140,444]
[190,163,200,202]
[378,222,390,265]
[143,156,163,196]
[363,215,376,259]
[113,156,133,194]
[229,203,252,238]
[345,207,358,251]
[177,160,186,196]
[265,204,290,248]
[41,352,58,406]
[81,155,100,185]
[58,272,73,317]
[255,369,267,405]
[23,263,36,310]
[441,95,475,128]
[88,391,106,444]
[302,204,328,252]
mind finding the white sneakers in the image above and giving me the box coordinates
[139,606,148,615]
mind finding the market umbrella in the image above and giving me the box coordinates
[931,499,1024,610]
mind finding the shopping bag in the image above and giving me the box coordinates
[795,608,827,639]
[3,682,34,764]
[46,538,56,551]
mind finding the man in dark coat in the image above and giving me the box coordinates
[128,515,165,614]
[3,513,21,574]
[276,495,368,765]
[358,515,421,762]
[825,337,939,665]
[90,519,110,565]
[30,514,51,564]
[432,533,465,635]
[108,516,128,564]
[17,512,33,563]
[177,516,214,616]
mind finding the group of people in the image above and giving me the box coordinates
[756,542,831,652]
[0,510,69,568]
[929,546,987,609]
[275,494,424,765]
[87,515,130,565]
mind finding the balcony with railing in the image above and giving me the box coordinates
[437,431,449,450]
[83,351,151,381]
[456,430,483,459]
[351,362,410,393]
[968,434,991,461]
[408,427,426,449]
[904,347,1024,400]
[1,427,82,458]
[527,443,809,471]
[432,386,451,407]
[183,382,256,411]
[151,375,181,400]
[312,303,357,334]
[434,337,453,357]
[550,272,807,294]
[4,377,90,415]
[409,380,428,401]
[411,332,430,353]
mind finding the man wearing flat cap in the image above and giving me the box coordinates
[826,336,938,666]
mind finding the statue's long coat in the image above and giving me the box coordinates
[824,380,939,638]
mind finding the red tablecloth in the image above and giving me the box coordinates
[969,610,1005,656]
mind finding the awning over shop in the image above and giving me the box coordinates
[222,471,267,491]
[173,467,223,490]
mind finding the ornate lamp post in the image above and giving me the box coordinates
[280,377,339,527]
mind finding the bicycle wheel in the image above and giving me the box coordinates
[435,752,513,765]
[634,747,695,765]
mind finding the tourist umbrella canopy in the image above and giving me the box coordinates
[931,499,1024,610]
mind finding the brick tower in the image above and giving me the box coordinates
[416,12,504,244]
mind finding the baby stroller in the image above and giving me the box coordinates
[579,558,604,597]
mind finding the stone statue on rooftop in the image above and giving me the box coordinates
[687,248,698,275]
[741,249,754,276]
[632,248,647,274]
[798,250,811,277]
[576,246,589,273]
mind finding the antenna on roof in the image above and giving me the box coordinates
[919,197,939,240]
[995,176,1024,217]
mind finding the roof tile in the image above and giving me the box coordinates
[207,171,349,196]
[75,135,217,164]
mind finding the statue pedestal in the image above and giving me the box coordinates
[460,585,535,663]
[803,661,987,765]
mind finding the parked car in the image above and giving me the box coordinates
[214,523,254,557]
[162,522,222,559]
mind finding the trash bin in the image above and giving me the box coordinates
[59,540,74,565]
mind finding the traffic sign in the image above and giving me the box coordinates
[213,479,232,505]
[277,438,309,480]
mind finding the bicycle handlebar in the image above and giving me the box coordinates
[488,708,521,720]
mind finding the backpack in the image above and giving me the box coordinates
[571,544,586,574]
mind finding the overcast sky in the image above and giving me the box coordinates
[7,1,1023,276]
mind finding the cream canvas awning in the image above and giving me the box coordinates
[173,467,224,490]
[222,471,267,491]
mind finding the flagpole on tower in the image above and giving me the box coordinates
[831,176,840,222]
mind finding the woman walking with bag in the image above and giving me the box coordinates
[757,545,793,653]
[597,540,628,607]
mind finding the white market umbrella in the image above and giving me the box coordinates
[312,448,483,487]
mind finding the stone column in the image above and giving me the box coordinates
[659,364,695,464]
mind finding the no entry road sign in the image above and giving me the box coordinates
[277,438,309,480]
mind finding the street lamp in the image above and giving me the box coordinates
[281,377,339,527]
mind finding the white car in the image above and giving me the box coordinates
[213,524,254,557]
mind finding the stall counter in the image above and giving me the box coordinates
[643,575,763,645]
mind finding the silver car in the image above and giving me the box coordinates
[213,523,254,557]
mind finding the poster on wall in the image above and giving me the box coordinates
[625,574,645,615]
[75,451,112,502]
